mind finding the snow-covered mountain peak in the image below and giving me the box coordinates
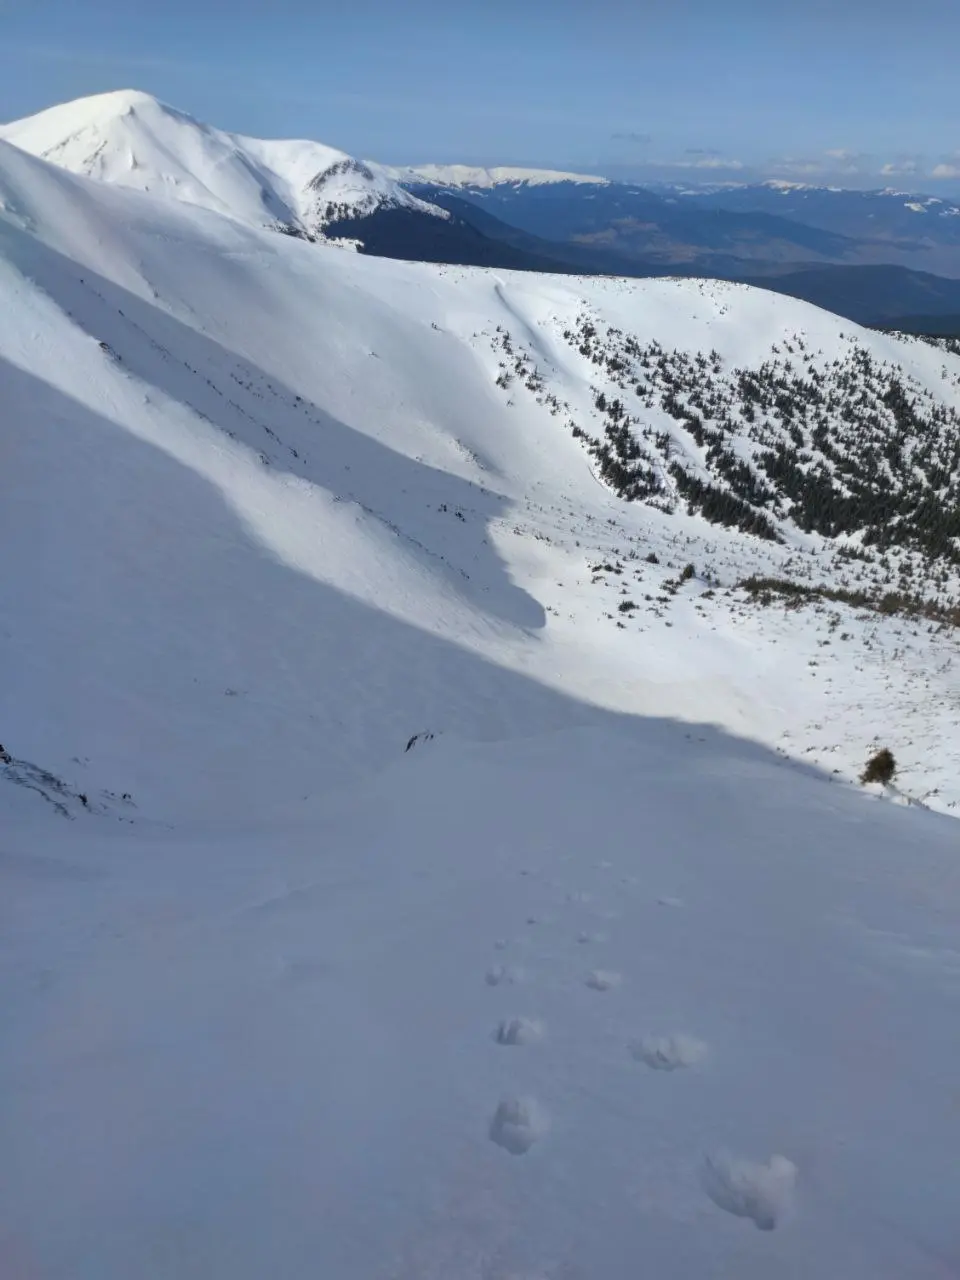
[3,86,173,136]
[0,88,216,171]
[0,89,446,236]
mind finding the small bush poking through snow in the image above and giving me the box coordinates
[861,747,896,785]
[680,563,696,582]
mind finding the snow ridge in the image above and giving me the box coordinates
[0,88,447,235]
[394,162,610,188]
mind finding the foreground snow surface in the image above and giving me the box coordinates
[5,727,960,1278]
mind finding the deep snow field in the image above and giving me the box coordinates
[3,95,960,1278]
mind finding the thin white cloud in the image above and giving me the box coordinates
[0,41,214,75]
[768,150,884,178]
[769,157,824,176]
[611,131,652,144]
[931,163,960,179]
[663,156,744,170]
[880,158,920,175]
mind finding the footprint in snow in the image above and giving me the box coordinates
[631,1033,706,1071]
[585,969,621,991]
[488,1096,549,1155]
[486,964,524,987]
[494,1017,544,1046]
[701,1152,797,1230]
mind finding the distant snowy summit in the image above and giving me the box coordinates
[0,90,607,271]
[392,163,610,189]
[0,88,447,237]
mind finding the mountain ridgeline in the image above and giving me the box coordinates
[4,90,960,586]
[7,91,960,328]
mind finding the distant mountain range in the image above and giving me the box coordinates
[403,169,960,330]
[661,181,960,273]
[403,171,862,271]
[403,167,960,274]
[3,91,960,333]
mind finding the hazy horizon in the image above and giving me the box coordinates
[1,0,958,192]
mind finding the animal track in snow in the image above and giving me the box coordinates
[585,969,621,991]
[488,1096,549,1155]
[631,1033,706,1071]
[701,1152,797,1230]
[494,1017,544,1046]
[486,964,524,986]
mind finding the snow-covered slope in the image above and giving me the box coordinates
[0,89,446,236]
[7,721,960,1280]
[5,119,960,1280]
[2,132,960,819]
[395,163,610,188]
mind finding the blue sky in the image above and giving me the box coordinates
[1,0,958,188]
